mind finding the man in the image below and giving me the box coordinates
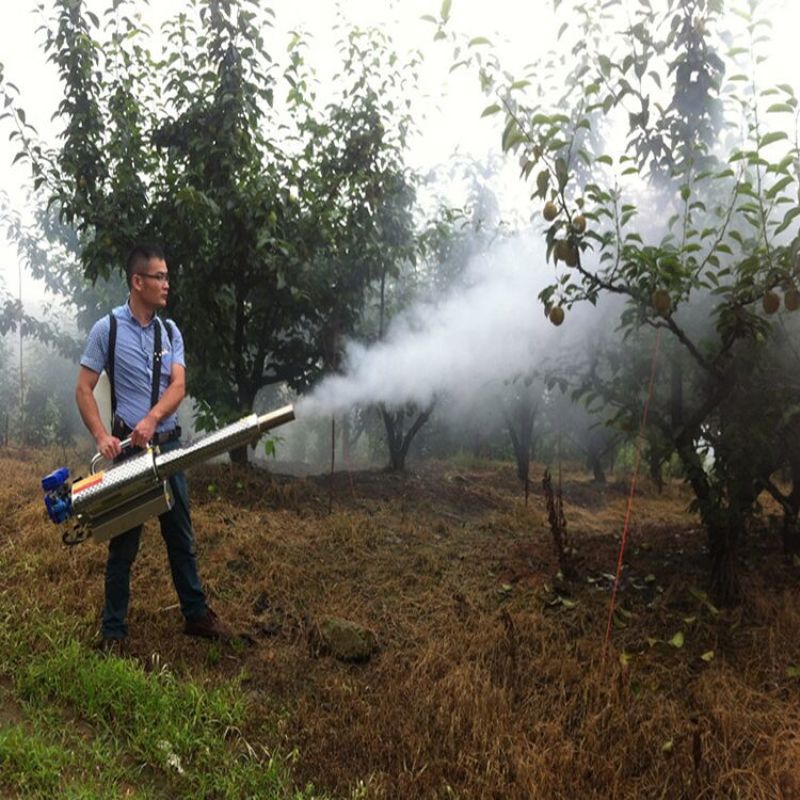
[76,243,231,650]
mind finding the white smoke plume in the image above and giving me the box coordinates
[297,232,600,419]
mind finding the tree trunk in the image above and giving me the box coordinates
[708,518,741,606]
[586,452,606,484]
[230,444,249,465]
[507,423,531,485]
[504,397,537,487]
[229,386,258,465]
[648,449,664,493]
[380,402,435,472]
[677,436,742,606]
[341,413,351,467]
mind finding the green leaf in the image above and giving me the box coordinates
[766,175,794,198]
[689,587,720,616]
[468,36,492,47]
[772,155,796,173]
[481,103,501,117]
[766,103,795,113]
[668,631,685,648]
[775,206,800,235]
[555,157,569,189]
[440,0,452,21]
[787,666,800,678]
[701,651,715,662]
[536,169,550,198]
[501,118,522,151]
[504,129,527,151]
[759,131,788,148]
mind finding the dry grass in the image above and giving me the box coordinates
[4,448,800,799]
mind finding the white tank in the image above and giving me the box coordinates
[92,370,112,431]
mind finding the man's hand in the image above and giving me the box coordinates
[131,413,158,448]
[96,432,122,461]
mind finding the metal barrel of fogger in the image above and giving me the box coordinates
[154,404,295,478]
[70,405,295,532]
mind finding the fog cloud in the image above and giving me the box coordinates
[297,232,603,419]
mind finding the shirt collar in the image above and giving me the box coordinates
[124,297,156,327]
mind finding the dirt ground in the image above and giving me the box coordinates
[4,447,800,799]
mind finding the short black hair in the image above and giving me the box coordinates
[126,243,165,288]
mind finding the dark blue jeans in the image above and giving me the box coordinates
[101,440,208,639]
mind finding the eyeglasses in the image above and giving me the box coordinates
[136,271,170,283]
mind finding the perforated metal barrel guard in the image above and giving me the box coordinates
[71,450,160,519]
[155,406,295,478]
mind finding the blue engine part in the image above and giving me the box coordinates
[42,467,73,524]
[42,467,70,492]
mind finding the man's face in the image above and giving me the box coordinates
[133,257,169,309]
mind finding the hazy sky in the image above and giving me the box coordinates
[1,0,798,303]
[2,0,798,444]
[0,0,550,305]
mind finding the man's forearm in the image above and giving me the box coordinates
[76,385,109,441]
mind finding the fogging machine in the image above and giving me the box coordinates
[41,405,295,545]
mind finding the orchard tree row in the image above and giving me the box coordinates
[429,0,800,602]
[0,0,475,466]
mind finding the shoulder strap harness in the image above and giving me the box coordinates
[107,313,174,422]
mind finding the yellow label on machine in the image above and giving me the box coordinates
[73,472,105,494]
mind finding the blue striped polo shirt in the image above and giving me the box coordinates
[80,301,185,433]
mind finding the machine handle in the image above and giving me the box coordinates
[90,437,133,474]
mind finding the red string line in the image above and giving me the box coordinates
[602,327,662,660]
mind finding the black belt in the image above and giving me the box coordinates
[152,427,182,445]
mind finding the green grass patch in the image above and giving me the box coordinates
[0,609,322,799]
[15,638,305,798]
[0,724,65,796]
[0,720,153,799]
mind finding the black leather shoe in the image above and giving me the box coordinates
[184,608,233,641]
